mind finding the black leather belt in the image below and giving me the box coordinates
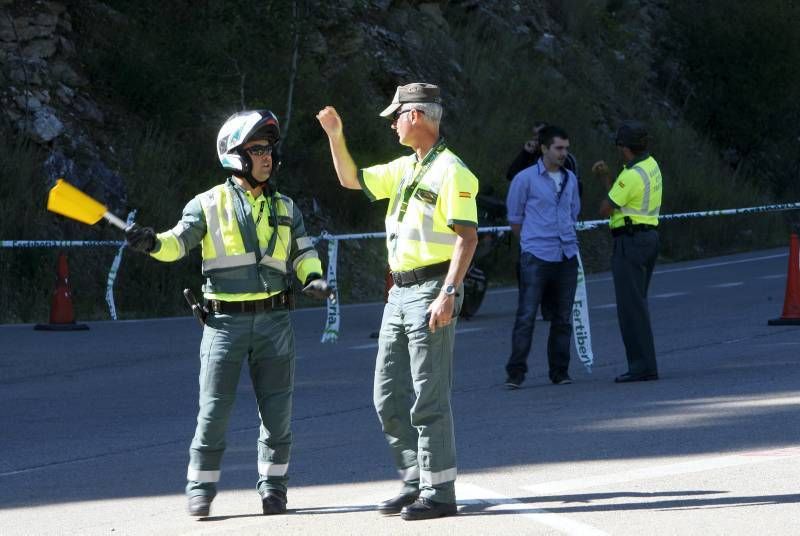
[209,292,291,314]
[611,224,657,237]
[391,260,450,288]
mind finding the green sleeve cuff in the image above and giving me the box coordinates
[357,169,377,202]
[448,218,479,229]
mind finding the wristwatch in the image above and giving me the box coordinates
[442,283,456,296]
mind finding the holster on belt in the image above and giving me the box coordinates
[183,288,208,327]
[624,216,634,236]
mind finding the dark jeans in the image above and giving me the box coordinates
[516,248,557,320]
[612,230,659,375]
[506,252,578,382]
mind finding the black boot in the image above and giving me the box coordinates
[401,497,457,520]
[187,495,212,517]
[261,490,288,515]
[377,490,420,515]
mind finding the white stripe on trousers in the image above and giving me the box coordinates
[258,461,289,477]
[420,467,457,486]
[187,468,221,482]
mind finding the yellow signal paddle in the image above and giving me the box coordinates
[46,178,127,230]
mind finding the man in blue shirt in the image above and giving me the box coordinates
[504,126,581,388]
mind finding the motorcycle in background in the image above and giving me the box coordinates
[460,187,508,319]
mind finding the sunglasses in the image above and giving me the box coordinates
[245,144,273,157]
[393,108,425,121]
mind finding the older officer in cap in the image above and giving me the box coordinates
[593,120,663,382]
[316,83,478,520]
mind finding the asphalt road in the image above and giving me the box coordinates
[1,248,798,535]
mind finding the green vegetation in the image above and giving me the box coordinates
[667,0,800,198]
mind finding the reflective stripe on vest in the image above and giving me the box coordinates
[200,185,290,274]
[620,165,661,217]
[167,221,189,259]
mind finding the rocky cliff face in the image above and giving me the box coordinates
[1,0,125,215]
[1,0,672,219]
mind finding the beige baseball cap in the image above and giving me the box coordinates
[379,82,442,118]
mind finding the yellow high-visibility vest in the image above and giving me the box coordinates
[359,140,479,271]
[608,155,662,229]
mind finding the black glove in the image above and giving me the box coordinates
[302,278,334,300]
[125,223,157,253]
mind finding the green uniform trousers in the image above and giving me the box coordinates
[374,277,463,504]
[612,230,659,375]
[186,308,295,499]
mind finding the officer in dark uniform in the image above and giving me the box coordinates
[593,121,662,382]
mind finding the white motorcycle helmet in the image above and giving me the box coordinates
[216,110,280,185]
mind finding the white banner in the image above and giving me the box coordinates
[572,251,594,372]
[105,210,136,320]
[321,238,340,343]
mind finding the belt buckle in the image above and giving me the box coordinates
[391,271,401,287]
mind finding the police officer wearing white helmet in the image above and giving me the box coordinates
[125,109,332,517]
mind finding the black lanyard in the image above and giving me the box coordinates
[254,197,266,226]
[396,142,446,223]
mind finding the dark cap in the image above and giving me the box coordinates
[379,83,441,118]
[615,120,648,149]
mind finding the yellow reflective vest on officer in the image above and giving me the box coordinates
[607,155,663,229]
[150,178,321,298]
[357,140,479,271]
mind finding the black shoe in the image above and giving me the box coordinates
[553,375,573,385]
[261,490,287,515]
[377,490,420,515]
[400,497,457,521]
[615,372,659,383]
[504,374,524,389]
[187,495,212,517]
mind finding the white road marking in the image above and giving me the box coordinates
[522,447,800,495]
[651,253,787,275]
[651,292,688,299]
[582,252,788,285]
[349,343,378,350]
[458,482,610,536]
[759,274,785,280]
[591,303,617,310]
[708,282,744,288]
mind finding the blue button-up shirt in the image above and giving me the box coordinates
[506,159,580,261]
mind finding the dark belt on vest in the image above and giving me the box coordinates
[391,260,450,288]
[209,291,292,314]
[611,224,657,237]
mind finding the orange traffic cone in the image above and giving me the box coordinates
[768,233,800,326]
[34,252,89,331]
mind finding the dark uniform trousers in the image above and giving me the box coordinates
[611,229,659,375]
